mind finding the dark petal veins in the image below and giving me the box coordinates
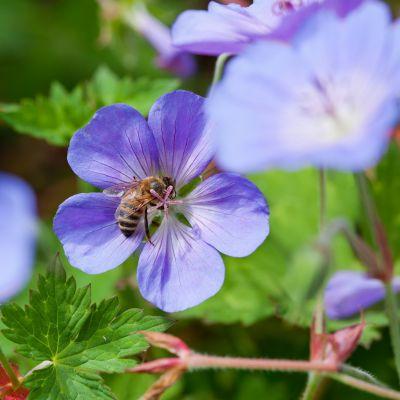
[181,173,269,257]
[148,91,214,189]
[68,104,159,189]
[137,216,225,312]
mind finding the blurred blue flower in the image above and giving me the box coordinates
[54,90,270,312]
[172,0,361,56]
[208,1,400,173]
[325,271,400,319]
[0,173,36,302]
[127,5,196,78]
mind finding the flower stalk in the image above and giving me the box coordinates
[302,170,329,399]
[211,53,231,88]
[329,373,400,400]
[186,354,337,373]
[385,282,400,384]
[0,347,20,389]
[355,173,400,383]
[319,169,327,231]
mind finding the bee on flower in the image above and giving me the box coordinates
[54,90,270,312]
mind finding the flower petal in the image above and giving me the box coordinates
[209,1,398,173]
[325,271,400,320]
[181,173,270,257]
[148,91,214,188]
[54,193,143,274]
[137,217,225,312]
[0,173,36,302]
[172,1,272,55]
[68,104,159,189]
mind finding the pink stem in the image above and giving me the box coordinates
[187,354,337,373]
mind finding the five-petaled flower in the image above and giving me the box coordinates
[54,90,270,313]
[207,1,400,173]
[0,173,36,303]
[325,271,400,319]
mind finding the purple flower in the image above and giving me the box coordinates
[171,0,362,56]
[0,173,36,302]
[127,5,196,78]
[325,271,400,319]
[53,90,270,312]
[208,1,400,173]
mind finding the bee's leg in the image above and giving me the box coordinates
[144,207,154,246]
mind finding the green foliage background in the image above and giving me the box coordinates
[1,0,400,398]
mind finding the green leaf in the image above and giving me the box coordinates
[1,261,171,400]
[0,66,179,146]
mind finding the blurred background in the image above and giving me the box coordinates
[1,0,400,398]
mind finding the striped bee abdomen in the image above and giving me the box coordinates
[117,202,144,237]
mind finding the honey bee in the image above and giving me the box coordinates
[104,176,176,241]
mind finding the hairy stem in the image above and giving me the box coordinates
[329,373,400,400]
[211,53,231,88]
[301,170,328,400]
[187,354,337,373]
[0,347,19,389]
[385,283,400,384]
[301,373,323,400]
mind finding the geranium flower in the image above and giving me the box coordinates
[54,90,270,312]
[171,0,361,56]
[324,271,400,319]
[126,4,196,78]
[207,1,400,173]
[0,173,36,302]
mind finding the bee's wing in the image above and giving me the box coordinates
[103,182,139,197]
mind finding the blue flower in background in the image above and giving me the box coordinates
[325,271,400,319]
[127,4,196,78]
[54,90,270,313]
[0,173,36,302]
[208,1,400,173]
[172,0,360,56]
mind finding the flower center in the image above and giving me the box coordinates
[148,178,182,218]
[271,1,301,16]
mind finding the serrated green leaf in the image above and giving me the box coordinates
[1,261,171,400]
[0,66,179,146]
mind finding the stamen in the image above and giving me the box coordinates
[149,185,177,218]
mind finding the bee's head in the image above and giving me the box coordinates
[149,179,165,196]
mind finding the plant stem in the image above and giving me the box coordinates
[385,282,400,384]
[301,373,323,400]
[0,347,19,389]
[319,169,327,231]
[186,354,400,399]
[211,53,231,88]
[330,373,400,400]
[301,170,328,400]
[355,173,378,247]
[187,354,337,373]
[356,173,400,382]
